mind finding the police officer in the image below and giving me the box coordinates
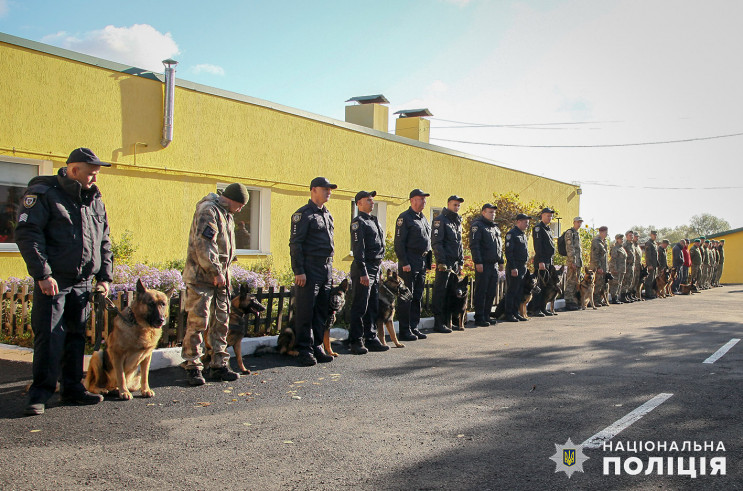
[531,207,556,317]
[289,177,337,366]
[394,189,432,342]
[348,190,388,354]
[181,182,248,385]
[16,148,113,416]
[503,213,531,322]
[644,231,659,298]
[432,196,465,332]
[470,203,503,326]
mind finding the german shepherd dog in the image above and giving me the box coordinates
[634,265,649,301]
[601,272,614,306]
[528,265,564,315]
[665,268,677,297]
[201,284,266,374]
[377,270,412,348]
[493,270,540,319]
[448,276,470,330]
[680,278,698,295]
[579,268,597,310]
[653,269,672,298]
[84,279,172,400]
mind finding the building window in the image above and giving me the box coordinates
[217,183,271,254]
[350,199,387,253]
[0,157,53,252]
[430,206,443,222]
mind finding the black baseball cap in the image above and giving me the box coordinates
[354,190,376,202]
[310,177,337,189]
[66,147,110,167]
[540,207,555,215]
[515,213,531,220]
[447,195,465,203]
[650,230,658,235]
[409,189,430,199]
[481,203,497,210]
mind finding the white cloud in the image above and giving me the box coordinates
[0,0,8,18]
[192,64,226,76]
[42,24,180,72]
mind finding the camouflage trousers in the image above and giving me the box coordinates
[621,268,634,294]
[714,263,724,285]
[181,284,230,369]
[564,263,580,305]
[644,267,657,297]
[633,267,643,296]
[593,272,607,304]
[609,271,624,301]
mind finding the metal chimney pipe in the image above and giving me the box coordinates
[160,58,178,148]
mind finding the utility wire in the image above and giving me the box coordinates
[430,132,743,148]
[430,117,623,127]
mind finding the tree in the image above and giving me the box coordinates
[689,213,731,237]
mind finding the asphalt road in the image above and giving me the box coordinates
[1,287,741,490]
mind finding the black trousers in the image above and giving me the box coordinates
[432,269,458,323]
[349,262,380,341]
[474,263,498,322]
[505,264,527,315]
[397,260,426,334]
[294,258,332,355]
[530,265,551,313]
[29,278,92,402]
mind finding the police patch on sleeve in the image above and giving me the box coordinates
[534,226,540,232]
[351,222,359,231]
[23,195,37,208]
[18,213,28,222]
[397,218,404,227]
[506,233,511,240]
[292,213,302,223]
[433,221,441,227]
[471,226,479,233]
[202,226,216,240]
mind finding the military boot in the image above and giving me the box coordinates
[433,315,452,333]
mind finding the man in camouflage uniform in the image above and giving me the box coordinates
[658,239,670,274]
[563,217,584,311]
[181,183,249,385]
[689,238,702,286]
[701,239,710,289]
[609,234,627,304]
[621,231,636,302]
[714,240,725,286]
[644,231,659,299]
[632,233,644,300]
[589,226,609,306]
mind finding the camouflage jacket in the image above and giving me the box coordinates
[610,242,628,273]
[589,236,608,271]
[623,240,635,270]
[565,228,582,267]
[183,193,236,286]
[690,244,702,265]
[633,242,643,271]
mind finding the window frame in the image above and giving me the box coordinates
[0,156,53,252]
[216,183,271,256]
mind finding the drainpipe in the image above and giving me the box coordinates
[161,58,178,148]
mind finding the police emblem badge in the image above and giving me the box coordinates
[472,226,479,233]
[549,438,589,478]
[397,218,404,227]
[506,233,511,240]
[563,449,575,466]
[351,222,359,230]
[292,213,302,223]
[23,195,37,208]
[433,221,441,227]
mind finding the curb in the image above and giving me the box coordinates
[0,301,563,372]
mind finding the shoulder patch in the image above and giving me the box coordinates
[397,218,404,227]
[23,195,37,208]
[351,222,359,231]
[202,227,216,240]
[18,213,28,223]
[534,226,540,232]
[506,233,511,240]
[292,212,302,223]
[433,220,441,227]
[471,226,479,233]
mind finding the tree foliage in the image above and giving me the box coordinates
[689,213,731,237]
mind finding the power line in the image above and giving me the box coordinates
[430,131,743,148]
[430,117,623,127]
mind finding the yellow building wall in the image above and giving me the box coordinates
[0,38,580,280]
[713,230,743,284]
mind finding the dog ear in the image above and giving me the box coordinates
[136,278,146,294]
[239,283,249,297]
[339,277,349,291]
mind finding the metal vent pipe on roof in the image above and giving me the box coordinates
[160,58,178,148]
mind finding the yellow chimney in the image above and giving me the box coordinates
[394,109,433,143]
[345,94,390,132]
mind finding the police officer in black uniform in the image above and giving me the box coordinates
[348,190,389,354]
[289,177,336,366]
[394,189,432,342]
[531,207,556,317]
[504,213,531,323]
[432,196,465,332]
[15,148,113,416]
[470,203,503,327]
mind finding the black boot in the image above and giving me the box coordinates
[398,329,418,342]
[433,315,452,333]
[349,338,368,355]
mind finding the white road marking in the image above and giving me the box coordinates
[0,380,31,390]
[582,393,673,449]
[703,338,740,364]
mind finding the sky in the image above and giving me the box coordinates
[2,0,742,235]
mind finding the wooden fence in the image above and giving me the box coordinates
[1,277,508,350]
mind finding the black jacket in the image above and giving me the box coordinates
[671,244,684,269]
[15,168,113,283]
[394,207,431,268]
[350,211,384,276]
[431,208,464,269]
[532,221,555,264]
[645,239,658,267]
[505,225,529,266]
[469,216,503,265]
[289,199,334,275]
